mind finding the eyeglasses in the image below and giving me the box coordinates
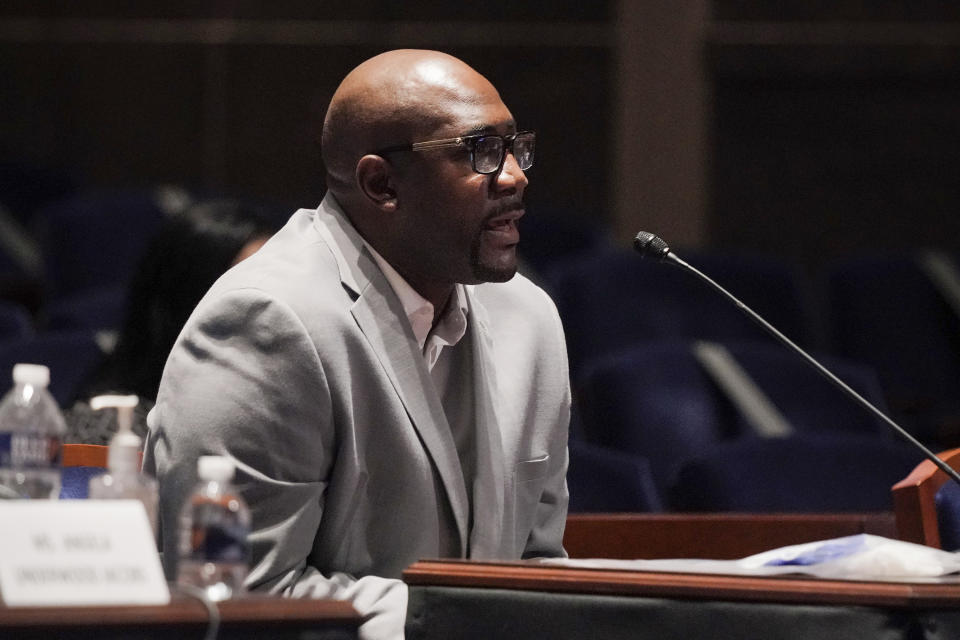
[375,130,535,175]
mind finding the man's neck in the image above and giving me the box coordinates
[405,277,454,327]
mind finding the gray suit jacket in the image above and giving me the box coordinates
[143,194,570,627]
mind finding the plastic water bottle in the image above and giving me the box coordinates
[177,455,251,601]
[0,363,66,500]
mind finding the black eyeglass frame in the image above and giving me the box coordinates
[374,130,535,175]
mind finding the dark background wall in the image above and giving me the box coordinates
[0,2,612,229]
[2,1,960,273]
[708,1,960,272]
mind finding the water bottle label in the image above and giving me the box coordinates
[189,522,249,563]
[0,433,62,468]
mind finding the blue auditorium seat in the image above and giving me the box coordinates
[35,188,171,300]
[935,481,960,551]
[0,330,104,406]
[670,433,922,512]
[575,340,895,500]
[567,439,662,513]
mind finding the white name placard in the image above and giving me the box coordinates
[0,500,170,607]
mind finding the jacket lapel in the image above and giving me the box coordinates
[314,196,471,554]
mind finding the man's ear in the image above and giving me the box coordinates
[355,154,398,212]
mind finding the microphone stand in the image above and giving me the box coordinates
[634,232,960,489]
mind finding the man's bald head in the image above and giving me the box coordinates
[321,50,501,199]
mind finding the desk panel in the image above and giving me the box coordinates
[404,560,960,640]
[408,586,926,640]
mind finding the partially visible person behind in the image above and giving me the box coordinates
[64,198,282,444]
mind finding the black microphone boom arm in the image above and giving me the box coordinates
[633,231,960,489]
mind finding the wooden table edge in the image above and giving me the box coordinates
[404,559,960,609]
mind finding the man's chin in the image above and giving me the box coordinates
[471,259,517,284]
[469,241,520,283]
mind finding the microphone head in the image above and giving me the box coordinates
[633,231,671,261]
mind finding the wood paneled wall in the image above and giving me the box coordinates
[3,2,960,270]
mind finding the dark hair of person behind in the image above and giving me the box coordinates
[76,198,284,402]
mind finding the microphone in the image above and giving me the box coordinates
[633,231,960,489]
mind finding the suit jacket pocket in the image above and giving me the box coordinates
[513,454,550,553]
[515,454,550,483]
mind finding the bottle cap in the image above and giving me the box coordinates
[12,363,50,387]
[197,455,235,482]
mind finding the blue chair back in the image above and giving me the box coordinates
[36,188,169,300]
[0,330,104,406]
[670,433,922,512]
[934,481,960,551]
[567,439,662,513]
[713,341,891,438]
[575,340,892,497]
[576,341,730,497]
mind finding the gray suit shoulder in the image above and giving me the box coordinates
[474,271,560,319]
[201,208,346,312]
[472,272,567,362]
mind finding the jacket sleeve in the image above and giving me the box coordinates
[519,285,572,560]
[141,287,407,640]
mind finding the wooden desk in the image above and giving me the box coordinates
[404,560,960,640]
[563,512,899,559]
[0,594,360,640]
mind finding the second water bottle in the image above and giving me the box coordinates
[177,455,251,601]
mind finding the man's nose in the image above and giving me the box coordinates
[493,151,528,192]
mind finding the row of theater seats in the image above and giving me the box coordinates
[544,245,960,441]
[539,245,960,514]
[569,340,917,509]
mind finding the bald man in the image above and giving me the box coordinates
[143,50,571,639]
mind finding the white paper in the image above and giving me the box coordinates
[544,534,960,581]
